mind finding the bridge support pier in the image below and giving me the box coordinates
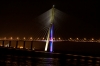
[23,41,25,49]
[16,41,18,48]
[9,41,11,48]
[31,41,33,50]
[2,40,4,47]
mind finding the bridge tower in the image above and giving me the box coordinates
[45,5,55,52]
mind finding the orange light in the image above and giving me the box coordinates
[17,37,19,40]
[76,38,79,40]
[70,38,72,40]
[30,37,32,40]
[0,45,2,46]
[84,38,86,40]
[10,37,12,40]
[23,37,26,40]
[59,37,61,40]
[20,46,23,49]
[92,38,94,40]
[4,37,6,40]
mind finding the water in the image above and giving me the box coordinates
[0,47,100,66]
[0,55,99,66]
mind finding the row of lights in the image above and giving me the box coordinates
[0,44,35,50]
[69,38,95,40]
[1,37,61,40]
[1,37,32,40]
[0,37,99,41]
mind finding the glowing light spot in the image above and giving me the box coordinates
[59,37,61,40]
[50,26,53,52]
[76,38,79,40]
[70,38,72,40]
[0,45,2,46]
[92,38,94,40]
[20,46,23,49]
[17,37,19,40]
[43,37,44,40]
[37,38,39,40]
[30,37,32,40]
[10,37,12,40]
[23,37,26,40]
[84,38,86,40]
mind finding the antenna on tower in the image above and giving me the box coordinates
[53,5,55,8]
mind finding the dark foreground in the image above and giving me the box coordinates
[0,47,100,66]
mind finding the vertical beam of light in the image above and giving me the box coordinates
[45,27,50,51]
[50,5,55,52]
[50,25,53,52]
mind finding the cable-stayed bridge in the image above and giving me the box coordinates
[0,5,99,52]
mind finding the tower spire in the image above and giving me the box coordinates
[53,5,55,8]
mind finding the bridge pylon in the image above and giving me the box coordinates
[45,5,55,52]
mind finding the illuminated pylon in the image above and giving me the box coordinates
[45,5,55,52]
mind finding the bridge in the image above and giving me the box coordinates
[0,37,100,50]
[0,5,100,52]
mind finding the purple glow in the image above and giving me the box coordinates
[50,25,53,52]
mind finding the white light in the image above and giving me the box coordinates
[4,37,6,40]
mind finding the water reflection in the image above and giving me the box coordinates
[0,53,100,66]
[37,58,59,66]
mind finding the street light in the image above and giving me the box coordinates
[10,37,12,40]
[17,37,19,40]
[23,37,26,40]
[59,37,61,40]
[43,37,44,40]
[76,38,79,40]
[92,38,94,40]
[70,38,72,40]
[30,37,33,40]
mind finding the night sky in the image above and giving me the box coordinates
[0,1,99,39]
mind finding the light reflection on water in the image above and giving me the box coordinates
[0,55,100,66]
[36,58,59,66]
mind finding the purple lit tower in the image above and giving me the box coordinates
[50,25,53,52]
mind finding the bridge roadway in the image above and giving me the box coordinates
[0,39,100,42]
[0,38,100,51]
